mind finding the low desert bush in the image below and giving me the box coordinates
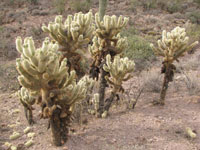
[70,0,92,12]
[122,28,154,60]
[141,0,157,11]
[186,23,200,42]
[166,2,182,14]
[142,69,162,93]
[122,27,155,71]
[186,10,200,24]
[183,72,200,95]
[194,0,200,5]
[53,0,67,14]
[129,0,140,12]
[7,0,38,6]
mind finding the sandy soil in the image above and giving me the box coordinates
[0,0,200,150]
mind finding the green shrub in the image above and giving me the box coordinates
[167,1,181,14]
[129,0,140,12]
[121,27,155,71]
[194,0,200,5]
[70,0,92,12]
[124,35,154,60]
[186,23,200,42]
[7,0,38,6]
[186,11,200,24]
[53,0,67,14]
[141,0,157,11]
[28,0,38,4]
[122,27,154,61]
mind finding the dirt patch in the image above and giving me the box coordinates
[0,81,200,150]
[1,0,200,149]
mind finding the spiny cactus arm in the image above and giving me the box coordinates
[16,37,72,93]
[42,11,95,52]
[79,75,95,89]
[95,13,129,39]
[103,54,134,91]
[58,70,76,88]
[173,41,198,60]
[115,36,128,54]
[150,43,165,57]
[18,87,35,125]
[60,75,94,106]
[18,87,36,105]
[92,93,99,111]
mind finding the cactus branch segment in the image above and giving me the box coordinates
[103,54,135,92]
[103,54,135,112]
[42,11,94,51]
[42,11,95,76]
[89,14,129,79]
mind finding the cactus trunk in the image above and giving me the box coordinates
[158,63,175,105]
[24,107,34,125]
[41,89,69,146]
[19,97,34,125]
[104,92,116,112]
[97,66,107,117]
[99,0,107,21]
[49,109,69,146]
[159,67,170,105]
[50,110,62,146]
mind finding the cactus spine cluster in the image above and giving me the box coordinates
[89,14,129,72]
[89,14,130,117]
[150,27,198,63]
[150,26,198,105]
[42,11,95,76]
[16,37,93,146]
[102,54,135,113]
[18,87,35,124]
[103,55,135,92]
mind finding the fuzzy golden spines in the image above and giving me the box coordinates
[64,76,95,104]
[150,26,199,63]
[95,13,129,39]
[103,54,134,91]
[18,87,36,105]
[42,11,95,51]
[16,37,71,91]
[89,14,129,58]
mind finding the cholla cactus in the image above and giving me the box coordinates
[19,87,35,106]
[42,11,95,76]
[150,26,198,105]
[89,14,129,67]
[103,54,135,112]
[16,37,92,146]
[89,14,129,77]
[89,14,129,117]
[93,93,99,112]
[18,87,36,125]
[95,13,129,39]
